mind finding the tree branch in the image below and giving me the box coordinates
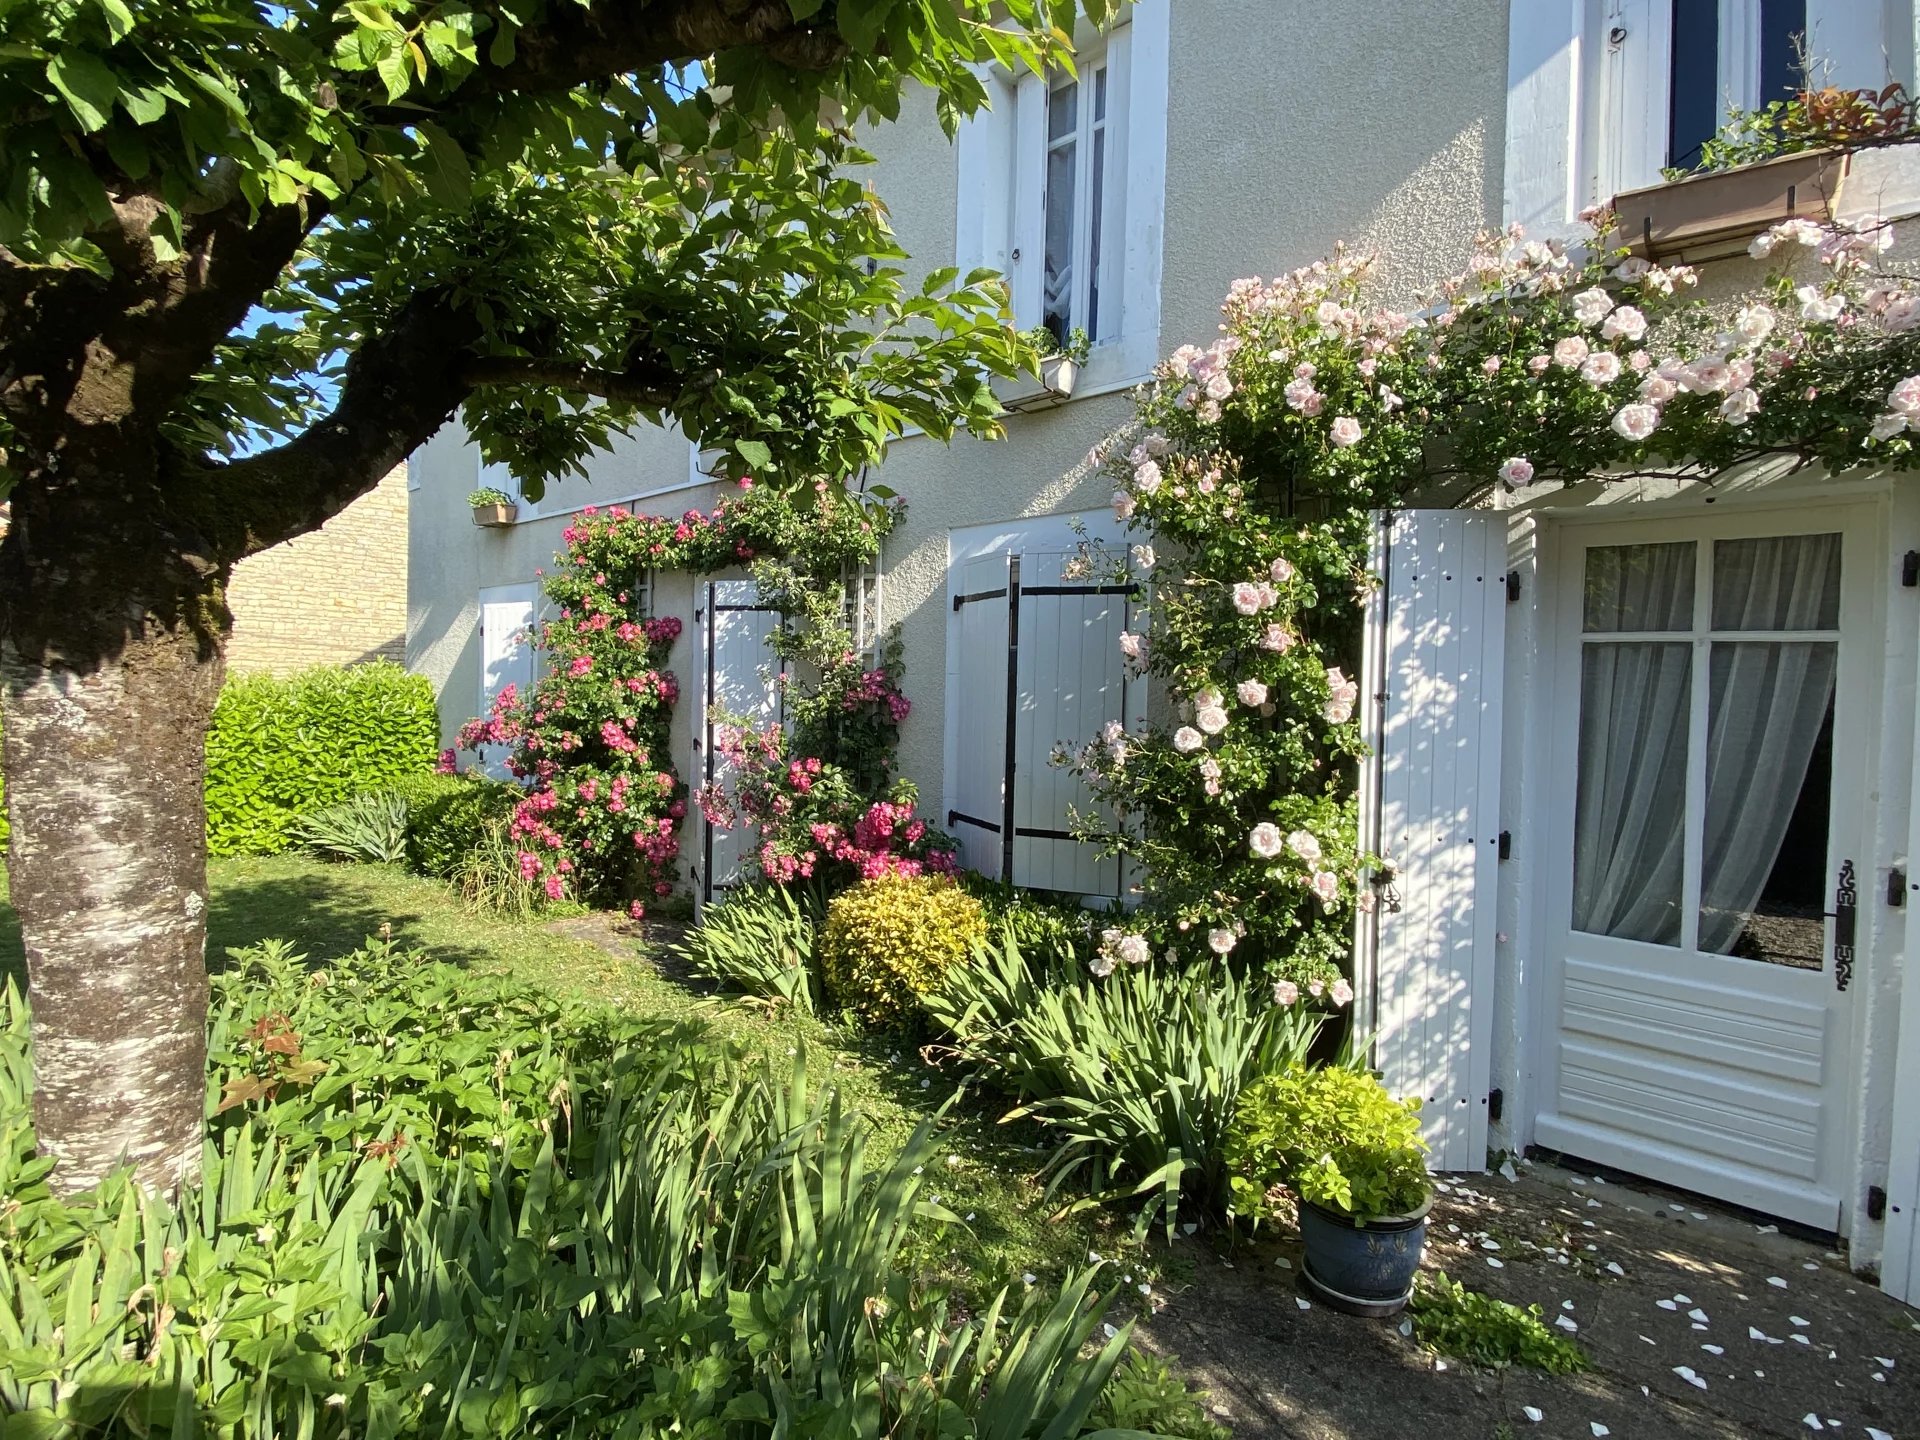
[194,290,482,561]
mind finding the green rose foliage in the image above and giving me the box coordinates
[820,874,986,1028]
[1227,1063,1429,1224]
[1071,214,1920,997]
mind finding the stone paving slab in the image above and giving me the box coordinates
[1145,1160,1919,1439]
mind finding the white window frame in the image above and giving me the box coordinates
[954,0,1168,399]
[1504,0,1893,237]
[1039,51,1128,351]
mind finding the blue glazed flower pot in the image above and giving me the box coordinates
[1298,1194,1432,1317]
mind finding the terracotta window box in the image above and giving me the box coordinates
[471,502,519,527]
[993,355,1079,413]
[1612,149,1851,260]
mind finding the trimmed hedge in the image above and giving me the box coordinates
[206,663,439,857]
[389,771,521,877]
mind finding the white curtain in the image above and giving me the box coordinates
[1570,534,1841,952]
[1571,642,1692,943]
[1697,535,1841,954]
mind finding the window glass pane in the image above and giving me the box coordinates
[1043,137,1076,346]
[1583,541,1695,632]
[1048,79,1077,141]
[1711,534,1840,630]
[1668,0,1720,170]
[1760,0,1807,109]
[1094,64,1108,123]
[1086,126,1106,341]
[1572,642,1692,945]
[1699,641,1836,965]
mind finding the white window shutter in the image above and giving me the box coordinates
[477,586,537,780]
[1503,0,1587,233]
[1007,72,1048,330]
[954,69,1016,285]
[1357,511,1507,1173]
[699,579,784,901]
[949,553,1013,878]
[1010,550,1130,899]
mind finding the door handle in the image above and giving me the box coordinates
[1828,859,1857,992]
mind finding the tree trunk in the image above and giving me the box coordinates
[1,616,222,1195]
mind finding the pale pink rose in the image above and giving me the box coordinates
[1111,490,1136,519]
[1196,399,1222,424]
[1208,928,1237,956]
[1273,979,1301,1007]
[1322,666,1359,724]
[1270,555,1295,583]
[1193,687,1224,711]
[1286,829,1322,863]
[1498,457,1535,488]
[1796,285,1844,323]
[1236,679,1269,707]
[1298,391,1325,417]
[1117,934,1151,966]
[1329,416,1364,448]
[1283,378,1320,412]
[1885,297,1920,333]
[1733,304,1775,344]
[1196,705,1229,735]
[1887,375,1920,416]
[1611,402,1660,441]
[1628,349,1653,372]
[1089,953,1116,977]
[1257,623,1295,653]
[1249,823,1284,859]
[1481,354,1503,376]
[1552,335,1590,368]
[1527,354,1551,374]
[1172,725,1204,753]
[1231,582,1264,615]
[1310,871,1339,909]
[1719,389,1760,425]
[1580,350,1623,386]
[1600,305,1647,342]
[1330,977,1354,1006]
[1118,631,1147,660]
[1638,374,1678,404]
[1571,287,1615,326]
[1682,358,1731,394]
[1871,413,1910,441]
[1133,460,1163,494]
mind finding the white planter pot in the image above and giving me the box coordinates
[993,356,1079,413]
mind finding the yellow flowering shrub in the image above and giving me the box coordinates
[820,874,986,1026]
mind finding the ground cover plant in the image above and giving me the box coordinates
[0,932,1191,1437]
[1408,1272,1590,1374]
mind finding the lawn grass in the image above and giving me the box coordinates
[0,853,1158,1299]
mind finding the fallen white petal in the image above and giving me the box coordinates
[1590,1424,1610,1437]
[1555,1315,1579,1332]
[1802,1262,1818,1271]
[1802,1416,1822,1432]
[1587,1198,1602,1209]
[1690,1211,1707,1220]
[1688,1308,1710,1323]
[1500,1159,1519,1183]
[1481,1239,1502,1251]
[1669,1203,1686,1212]
[1657,1299,1680,1311]
[1606,1261,1625,1276]
[1871,1372,1885,1383]
[1875,1356,1895,1368]
[1487,1257,1506,1269]
[1563,1300,1575,1310]
[1522,1406,1543,1423]
[1639,1335,1656,1345]
[1702,1344,1724,1355]
[1296,1297,1312,1311]
[1693,1323,1710,1331]
[1756,1224,1778,1234]
[1674,1294,1693,1305]
[1790,1316,1810,1327]
[1792,1335,1812,1346]
[1867,1429,1893,1440]
[1398,1318,1412,1336]
[1274,1257,1293,1270]
[1768,1276,1789,1288]
[1434,1359,1448,1371]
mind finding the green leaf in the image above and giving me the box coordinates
[732,438,773,471]
[836,0,893,52]
[374,46,411,102]
[416,123,472,207]
[45,51,120,133]
[95,0,136,44]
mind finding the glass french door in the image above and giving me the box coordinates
[1536,510,1869,1229]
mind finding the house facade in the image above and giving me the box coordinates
[407,1,1920,1302]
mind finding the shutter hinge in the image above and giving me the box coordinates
[1903,551,1920,587]
[1488,1088,1504,1124]
[1505,571,1521,603]
[1498,830,1512,861]
[1890,866,1907,907]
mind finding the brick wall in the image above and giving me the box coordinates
[224,462,410,674]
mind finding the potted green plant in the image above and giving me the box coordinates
[469,487,518,526]
[1227,1063,1432,1317]
[994,326,1091,413]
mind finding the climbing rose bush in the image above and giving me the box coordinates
[1072,207,1920,997]
[455,481,897,909]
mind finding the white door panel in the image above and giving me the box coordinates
[476,584,536,781]
[698,579,782,901]
[949,553,1013,878]
[1536,509,1869,1231]
[1359,510,1506,1174]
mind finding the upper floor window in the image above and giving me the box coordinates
[1666,0,1807,171]
[1043,62,1118,349]
[953,0,1169,394]
[1504,0,1891,236]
